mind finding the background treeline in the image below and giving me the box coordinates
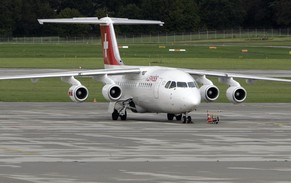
[1,0,291,37]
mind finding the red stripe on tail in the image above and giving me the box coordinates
[100,25,123,66]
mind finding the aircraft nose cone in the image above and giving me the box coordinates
[169,88,201,113]
[182,89,201,109]
[193,88,201,105]
[192,94,201,106]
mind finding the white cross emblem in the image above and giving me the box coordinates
[103,33,108,58]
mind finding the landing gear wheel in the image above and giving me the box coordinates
[182,114,192,124]
[120,111,127,121]
[167,113,175,121]
[112,109,119,120]
[187,116,192,123]
[183,116,187,123]
[176,114,182,121]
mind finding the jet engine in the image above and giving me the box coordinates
[68,85,89,102]
[102,84,122,101]
[226,86,247,104]
[199,85,220,102]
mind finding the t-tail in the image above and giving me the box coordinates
[38,17,164,68]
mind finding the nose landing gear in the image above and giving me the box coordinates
[167,113,192,124]
[167,113,183,121]
[182,114,192,124]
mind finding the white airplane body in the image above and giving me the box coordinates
[1,17,291,122]
[109,66,200,113]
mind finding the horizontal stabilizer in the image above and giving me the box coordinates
[38,17,164,26]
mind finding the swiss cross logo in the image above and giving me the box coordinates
[103,33,108,58]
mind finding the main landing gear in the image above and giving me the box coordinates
[112,109,127,121]
[167,113,192,124]
[111,99,135,121]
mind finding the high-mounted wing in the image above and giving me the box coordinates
[181,68,291,104]
[182,69,291,83]
[0,68,141,80]
[0,68,141,103]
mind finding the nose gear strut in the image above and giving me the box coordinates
[167,113,192,124]
[182,113,192,124]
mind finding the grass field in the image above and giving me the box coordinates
[0,38,291,102]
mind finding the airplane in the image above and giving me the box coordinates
[1,17,291,123]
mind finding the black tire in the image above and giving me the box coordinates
[112,110,119,120]
[187,116,192,123]
[176,114,182,121]
[120,111,127,121]
[183,116,187,123]
[167,113,175,120]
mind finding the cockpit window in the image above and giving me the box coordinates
[188,82,196,88]
[177,82,187,88]
[166,81,198,89]
[169,81,176,89]
[165,81,171,88]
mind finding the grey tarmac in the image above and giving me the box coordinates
[0,102,291,182]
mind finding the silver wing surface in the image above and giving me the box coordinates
[182,69,291,83]
[0,68,141,80]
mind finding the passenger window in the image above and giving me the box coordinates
[188,82,196,88]
[169,81,176,89]
[165,81,171,88]
[177,82,187,88]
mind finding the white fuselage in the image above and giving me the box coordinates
[108,65,201,114]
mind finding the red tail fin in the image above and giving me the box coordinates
[100,23,124,67]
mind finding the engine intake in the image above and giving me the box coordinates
[68,85,89,102]
[226,86,247,104]
[102,84,122,101]
[200,85,220,102]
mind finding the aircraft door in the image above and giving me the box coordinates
[169,81,177,108]
[154,80,162,99]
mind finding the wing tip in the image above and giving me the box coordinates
[38,19,44,25]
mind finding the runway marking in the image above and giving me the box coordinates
[4,174,81,183]
[122,171,235,181]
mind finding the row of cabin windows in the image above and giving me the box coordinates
[116,82,153,88]
[138,82,153,88]
[165,81,197,89]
